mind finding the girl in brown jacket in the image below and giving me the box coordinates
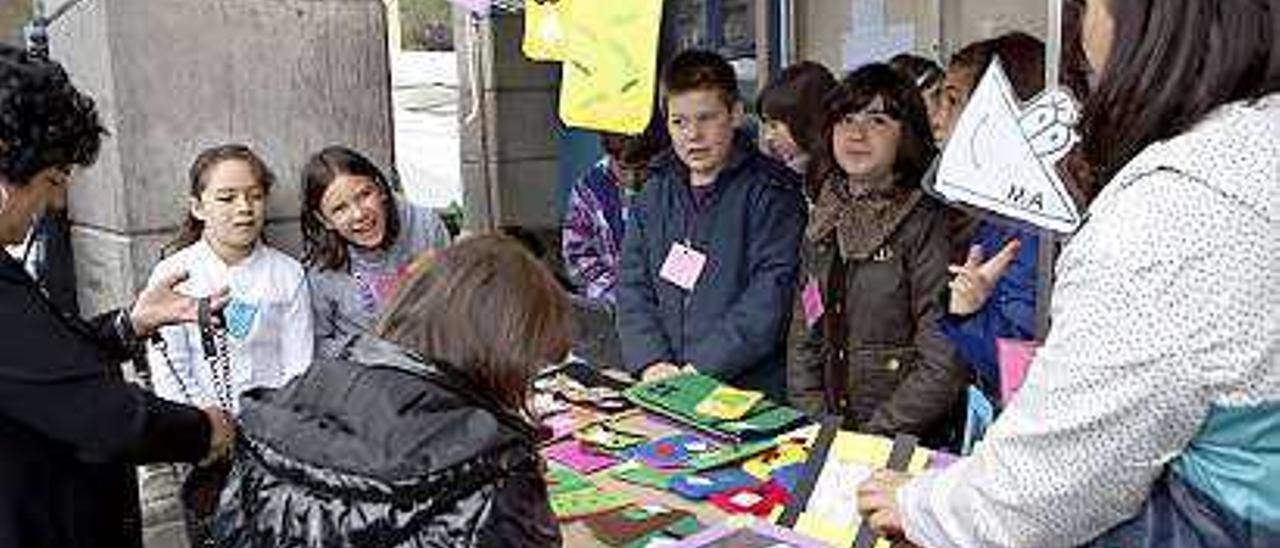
[789,63,966,447]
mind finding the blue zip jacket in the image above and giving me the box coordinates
[616,133,806,401]
[940,222,1038,395]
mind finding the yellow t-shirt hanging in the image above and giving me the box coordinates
[557,0,663,134]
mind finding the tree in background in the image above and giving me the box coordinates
[400,0,452,51]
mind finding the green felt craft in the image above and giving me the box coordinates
[687,438,781,472]
[545,464,595,495]
[610,460,679,489]
[624,374,809,441]
[550,487,635,521]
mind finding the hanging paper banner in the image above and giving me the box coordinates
[522,0,568,61]
[556,0,663,134]
[932,58,1083,233]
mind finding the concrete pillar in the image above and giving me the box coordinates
[46,0,395,317]
[453,8,561,233]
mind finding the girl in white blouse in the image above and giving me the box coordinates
[146,144,313,415]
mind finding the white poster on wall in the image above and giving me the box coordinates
[842,0,917,70]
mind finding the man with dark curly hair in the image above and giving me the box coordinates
[0,42,235,548]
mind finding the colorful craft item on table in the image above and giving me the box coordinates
[716,405,808,436]
[532,391,570,418]
[688,438,778,472]
[668,517,826,548]
[778,419,930,548]
[694,385,764,420]
[625,373,809,442]
[545,372,630,411]
[707,481,790,517]
[544,439,620,474]
[668,468,760,500]
[545,464,594,495]
[741,439,808,480]
[627,434,717,469]
[550,486,635,521]
[583,504,697,547]
[575,421,649,454]
[610,460,680,490]
[540,406,603,442]
[768,463,808,495]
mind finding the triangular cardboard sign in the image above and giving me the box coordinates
[934,59,1083,233]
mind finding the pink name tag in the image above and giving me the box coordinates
[659,242,707,291]
[801,276,824,328]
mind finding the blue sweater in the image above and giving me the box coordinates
[616,134,806,401]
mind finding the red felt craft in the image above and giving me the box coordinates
[706,480,790,517]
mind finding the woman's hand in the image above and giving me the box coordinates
[948,240,1021,316]
[128,271,229,337]
[857,469,913,539]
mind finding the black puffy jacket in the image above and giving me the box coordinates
[211,337,561,547]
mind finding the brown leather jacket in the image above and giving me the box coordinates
[788,186,966,444]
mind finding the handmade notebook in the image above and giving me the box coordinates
[777,418,931,548]
[624,373,808,442]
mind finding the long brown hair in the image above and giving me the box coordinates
[162,144,275,258]
[1082,0,1278,182]
[376,233,573,413]
[300,146,402,271]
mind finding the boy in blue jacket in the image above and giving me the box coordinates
[616,49,806,401]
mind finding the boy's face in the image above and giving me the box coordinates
[666,89,742,184]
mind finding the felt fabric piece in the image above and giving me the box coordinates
[707,481,791,517]
[627,434,717,469]
[716,405,808,436]
[669,468,760,500]
[576,422,649,454]
[610,460,680,490]
[584,505,695,546]
[545,439,621,474]
[768,463,808,495]
[688,438,778,472]
[545,464,595,495]
[625,373,809,441]
[741,441,808,480]
[695,385,764,420]
[541,407,604,442]
[550,487,635,521]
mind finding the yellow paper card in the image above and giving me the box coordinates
[694,385,765,420]
[794,513,857,548]
[557,0,663,134]
[522,0,569,61]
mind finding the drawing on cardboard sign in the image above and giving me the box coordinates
[933,58,1083,233]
